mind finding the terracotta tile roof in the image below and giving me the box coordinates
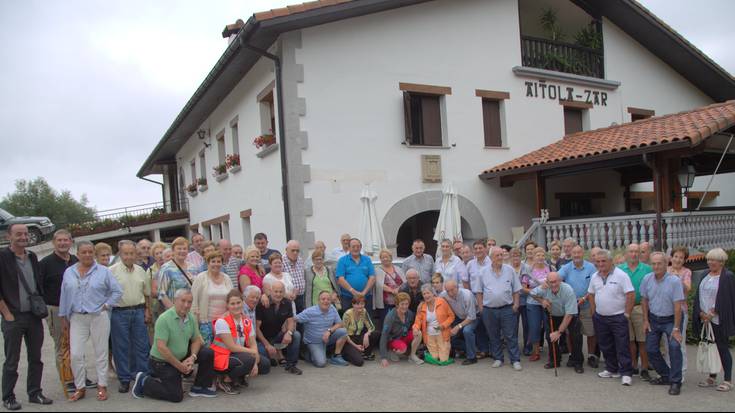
[254,0,353,22]
[483,100,735,177]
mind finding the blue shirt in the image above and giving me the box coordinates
[640,272,685,317]
[473,264,521,308]
[295,305,342,344]
[531,283,578,317]
[559,260,596,309]
[59,263,123,318]
[335,254,375,298]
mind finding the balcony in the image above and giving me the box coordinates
[521,35,604,79]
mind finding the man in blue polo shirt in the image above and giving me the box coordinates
[559,245,600,368]
[336,239,375,313]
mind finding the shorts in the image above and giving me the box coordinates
[628,305,645,342]
[579,307,595,336]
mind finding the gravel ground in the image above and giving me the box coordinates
[1,324,734,412]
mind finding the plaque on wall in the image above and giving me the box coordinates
[422,155,442,183]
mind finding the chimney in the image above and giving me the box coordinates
[222,19,245,45]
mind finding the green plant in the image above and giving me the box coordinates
[539,7,565,42]
[574,22,602,50]
[197,177,208,186]
[212,164,227,176]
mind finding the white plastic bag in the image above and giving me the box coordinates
[697,322,722,375]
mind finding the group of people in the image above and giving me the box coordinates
[1,223,734,410]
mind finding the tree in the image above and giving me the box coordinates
[0,178,96,228]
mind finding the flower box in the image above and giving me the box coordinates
[229,165,241,174]
[226,154,241,172]
[199,185,208,192]
[256,143,279,159]
[253,134,276,150]
[215,173,228,183]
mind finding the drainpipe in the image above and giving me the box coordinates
[138,176,166,209]
[240,36,292,241]
[642,153,664,250]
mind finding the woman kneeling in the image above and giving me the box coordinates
[413,285,455,365]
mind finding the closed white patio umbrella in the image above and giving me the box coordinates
[433,183,463,243]
[358,185,387,257]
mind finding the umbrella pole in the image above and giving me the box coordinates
[548,310,558,377]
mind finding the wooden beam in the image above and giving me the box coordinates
[201,214,230,227]
[399,82,452,96]
[627,107,655,117]
[240,209,253,219]
[560,100,593,110]
[475,89,510,100]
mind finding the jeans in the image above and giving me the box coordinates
[526,305,545,346]
[482,306,520,364]
[142,348,214,403]
[518,305,531,354]
[593,313,633,376]
[111,307,150,383]
[450,318,478,360]
[475,312,490,354]
[646,313,683,384]
[305,328,347,368]
[257,330,302,370]
[1,313,44,401]
[223,353,256,381]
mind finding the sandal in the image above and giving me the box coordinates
[699,377,717,388]
[717,382,733,392]
[97,386,108,401]
[68,389,85,402]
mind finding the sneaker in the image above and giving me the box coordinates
[588,355,599,369]
[566,359,575,368]
[329,355,348,366]
[285,365,303,375]
[118,382,130,393]
[513,362,523,371]
[598,370,621,379]
[188,386,217,398]
[2,397,21,411]
[462,358,478,366]
[491,360,503,368]
[216,378,240,395]
[410,355,425,365]
[632,368,640,376]
[85,379,98,389]
[65,382,76,393]
[389,352,400,362]
[640,369,652,382]
[622,376,633,386]
[132,372,146,399]
[28,393,52,405]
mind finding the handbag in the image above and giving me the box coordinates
[16,265,48,319]
[697,322,722,375]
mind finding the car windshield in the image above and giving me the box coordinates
[0,209,13,220]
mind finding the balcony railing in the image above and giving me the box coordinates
[521,35,604,79]
[529,210,735,252]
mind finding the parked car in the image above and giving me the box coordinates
[0,208,56,246]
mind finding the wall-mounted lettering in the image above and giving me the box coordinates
[525,80,607,106]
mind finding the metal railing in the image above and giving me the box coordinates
[95,198,188,222]
[521,35,604,79]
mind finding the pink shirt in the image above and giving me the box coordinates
[668,266,692,312]
[239,265,263,290]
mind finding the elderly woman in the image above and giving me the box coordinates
[60,241,123,402]
[147,242,167,336]
[341,297,381,366]
[238,246,265,291]
[668,246,692,376]
[158,237,194,310]
[412,284,455,365]
[304,250,340,309]
[374,249,405,320]
[211,289,264,395]
[510,247,532,356]
[94,242,113,267]
[263,254,296,302]
[694,248,735,392]
[523,247,551,362]
[191,251,233,346]
[434,239,468,286]
[379,293,421,366]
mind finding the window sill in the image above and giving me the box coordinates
[187,191,198,198]
[214,173,228,183]
[484,146,510,150]
[256,143,279,159]
[229,165,241,174]
[199,185,208,193]
[403,144,451,150]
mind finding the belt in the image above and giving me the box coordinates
[113,304,146,311]
[485,304,512,310]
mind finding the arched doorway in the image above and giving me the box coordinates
[396,211,473,258]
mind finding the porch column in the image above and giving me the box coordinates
[651,155,666,250]
[151,229,162,243]
[534,173,546,217]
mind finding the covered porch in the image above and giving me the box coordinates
[480,101,735,252]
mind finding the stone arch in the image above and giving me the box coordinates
[382,190,488,248]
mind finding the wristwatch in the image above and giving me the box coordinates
[286,330,294,336]
[673,328,680,332]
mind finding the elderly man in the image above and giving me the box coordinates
[559,245,600,368]
[136,239,154,271]
[640,242,652,265]
[453,241,465,258]
[110,240,151,393]
[641,252,685,395]
[295,291,349,367]
[331,234,352,261]
[0,224,53,410]
[474,247,522,371]
[398,269,423,313]
[132,289,215,401]
[39,229,79,392]
[619,243,653,381]
[531,273,583,373]
[402,239,435,285]
[232,244,244,261]
[589,249,635,386]
[254,233,279,273]
[282,240,306,312]
[242,286,261,345]
[185,233,205,277]
[256,281,302,375]
[219,240,242,289]
[440,280,478,365]
[466,240,492,357]
[336,239,376,313]
[559,238,577,267]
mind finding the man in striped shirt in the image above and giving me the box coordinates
[218,240,242,289]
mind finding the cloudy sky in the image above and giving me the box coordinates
[1,0,733,212]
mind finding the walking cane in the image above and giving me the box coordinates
[548,310,558,377]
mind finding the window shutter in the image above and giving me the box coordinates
[482,99,502,147]
[421,96,442,146]
[403,92,413,144]
[564,108,583,135]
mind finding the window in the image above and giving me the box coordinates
[190,160,196,184]
[628,107,655,122]
[216,132,226,167]
[403,92,443,146]
[199,150,206,181]
[258,82,277,137]
[230,119,240,155]
[476,90,509,148]
[564,108,584,135]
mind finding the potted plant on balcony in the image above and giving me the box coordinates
[226,153,241,173]
[186,182,198,197]
[253,133,276,150]
[197,177,208,192]
[213,164,228,182]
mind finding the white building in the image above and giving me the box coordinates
[138,0,735,256]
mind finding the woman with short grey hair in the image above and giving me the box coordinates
[694,248,735,392]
